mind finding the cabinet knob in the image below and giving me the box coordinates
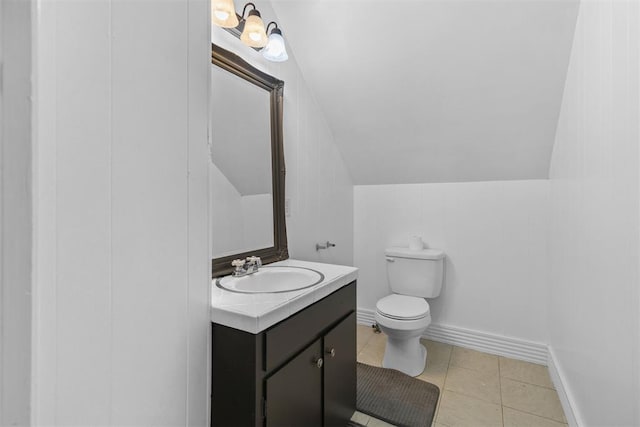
[327,348,336,357]
[314,358,324,369]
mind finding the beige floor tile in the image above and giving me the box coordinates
[450,347,499,375]
[351,411,371,424]
[417,358,448,389]
[436,390,503,427]
[367,417,395,426]
[501,378,566,423]
[366,331,388,350]
[356,342,566,427]
[432,394,441,425]
[357,332,387,367]
[357,324,376,353]
[499,357,554,389]
[503,407,568,427]
[444,365,501,405]
[422,339,453,367]
[357,349,383,367]
[357,338,385,367]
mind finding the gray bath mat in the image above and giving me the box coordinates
[356,363,440,427]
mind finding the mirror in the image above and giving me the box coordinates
[210,43,288,278]
[211,52,272,257]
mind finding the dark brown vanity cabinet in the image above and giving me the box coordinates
[211,282,356,427]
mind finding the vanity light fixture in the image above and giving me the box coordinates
[211,0,239,28]
[211,1,288,62]
[239,3,268,48]
[262,22,288,62]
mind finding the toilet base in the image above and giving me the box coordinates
[382,335,427,377]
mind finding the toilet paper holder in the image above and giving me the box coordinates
[316,241,336,251]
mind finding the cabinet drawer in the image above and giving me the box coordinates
[264,282,355,372]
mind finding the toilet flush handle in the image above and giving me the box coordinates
[385,257,395,262]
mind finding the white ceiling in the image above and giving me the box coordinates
[271,0,579,184]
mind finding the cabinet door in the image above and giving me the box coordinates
[265,338,323,427]
[323,312,357,427]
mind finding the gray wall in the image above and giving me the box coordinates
[1,0,33,425]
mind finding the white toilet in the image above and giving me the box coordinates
[375,247,445,377]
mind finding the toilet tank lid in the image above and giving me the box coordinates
[385,247,445,260]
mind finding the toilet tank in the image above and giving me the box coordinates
[385,247,445,298]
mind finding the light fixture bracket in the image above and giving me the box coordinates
[265,21,279,35]
[240,2,258,19]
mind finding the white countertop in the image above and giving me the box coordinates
[210,259,358,334]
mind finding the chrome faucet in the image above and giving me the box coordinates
[231,256,262,277]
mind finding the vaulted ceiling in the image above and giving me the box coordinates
[271,0,579,184]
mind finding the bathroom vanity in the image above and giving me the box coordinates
[210,260,358,427]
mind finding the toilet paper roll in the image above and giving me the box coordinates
[409,235,424,250]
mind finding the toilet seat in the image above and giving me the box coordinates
[376,294,430,321]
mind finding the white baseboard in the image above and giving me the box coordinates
[548,346,582,427]
[357,309,376,326]
[357,308,548,365]
[424,323,548,365]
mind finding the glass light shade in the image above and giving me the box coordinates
[262,29,288,62]
[211,0,238,28]
[240,10,268,48]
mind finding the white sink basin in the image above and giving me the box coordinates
[216,266,325,294]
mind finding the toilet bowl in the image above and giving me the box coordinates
[375,294,431,376]
[376,247,445,377]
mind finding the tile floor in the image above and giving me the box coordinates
[353,325,567,427]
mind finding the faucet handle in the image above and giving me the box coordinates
[247,256,262,267]
[231,259,246,268]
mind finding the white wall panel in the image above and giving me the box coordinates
[33,0,58,421]
[33,0,211,424]
[186,3,212,425]
[354,180,549,344]
[548,0,640,425]
[54,1,112,423]
[110,1,189,424]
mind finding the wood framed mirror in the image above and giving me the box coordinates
[210,43,288,278]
